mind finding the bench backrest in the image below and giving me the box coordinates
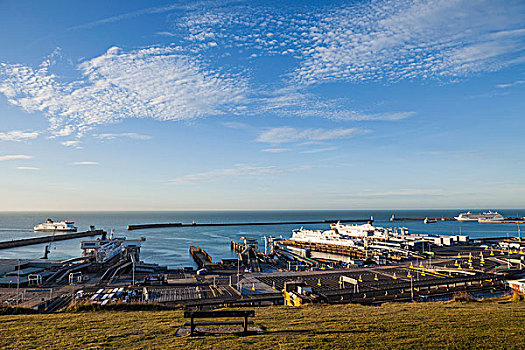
[184,310,255,318]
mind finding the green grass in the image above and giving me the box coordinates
[2,300,525,349]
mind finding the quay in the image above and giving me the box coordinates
[189,246,212,268]
[0,229,105,250]
[127,218,373,231]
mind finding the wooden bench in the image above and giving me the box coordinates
[183,310,255,335]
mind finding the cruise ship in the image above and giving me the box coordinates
[454,211,504,222]
[34,219,77,232]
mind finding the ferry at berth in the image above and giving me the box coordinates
[454,211,504,222]
[34,219,77,232]
[289,221,469,257]
[291,227,360,247]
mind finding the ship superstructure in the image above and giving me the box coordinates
[34,219,77,232]
[455,211,504,222]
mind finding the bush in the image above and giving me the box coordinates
[0,306,40,315]
[64,301,178,313]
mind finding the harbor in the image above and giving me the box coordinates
[2,212,525,312]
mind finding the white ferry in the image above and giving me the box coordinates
[34,219,77,232]
[330,221,388,238]
[291,227,359,247]
[454,211,504,222]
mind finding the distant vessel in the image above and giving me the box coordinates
[34,219,77,232]
[424,217,438,224]
[454,211,504,222]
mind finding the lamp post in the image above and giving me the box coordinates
[16,259,20,304]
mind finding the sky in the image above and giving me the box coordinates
[0,0,524,211]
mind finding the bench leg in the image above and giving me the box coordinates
[244,316,248,333]
[190,317,195,336]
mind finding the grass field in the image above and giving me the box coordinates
[2,299,525,349]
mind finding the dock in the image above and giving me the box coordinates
[189,246,212,268]
[127,218,373,231]
[0,230,105,250]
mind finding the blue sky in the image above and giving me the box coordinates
[0,0,524,210]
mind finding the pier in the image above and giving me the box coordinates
[189,246,212,268]
[127,218,373,231]
[0,230,105,250]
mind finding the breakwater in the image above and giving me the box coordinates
[0,230,105,250]
[127,218,373,231]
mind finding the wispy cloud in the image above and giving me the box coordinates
[261,148,291,153]
[254,86,415,121]
[0,155,33,161]
[94,133,152,140]
[0,130,39,142]
[16,166,40,170]
[221,121,251,129]
[300,146,338,154]
[71,161,98,165]
[348,189,446,198]
[0,46,247,136]
[168,164,282,184]
[256,127,366,144]
[61,140,82,148]
[69,1,240,30]
[179,0,525,85]
[496,80,525,88]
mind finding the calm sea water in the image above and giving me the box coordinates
[0,210,523,269]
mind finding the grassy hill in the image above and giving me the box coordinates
[2,299,525,349]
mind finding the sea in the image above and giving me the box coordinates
[0,210,523,269]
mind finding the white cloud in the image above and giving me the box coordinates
[350,189,446,198]
[0,130,39,142]
[221,121,250,129]
[16,166,40,170]
[0,154,33,161]
[178,0,525,85]
[71,161,98,165]
[94,133,152,140]
[300,146,338,154]
[261,148,291,153]
[256,127,366,144]
[0,46,247,136]
[496,80,525,89]
[61,140,82,147]
[169,164,282,184]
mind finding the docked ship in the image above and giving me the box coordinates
[454,211,504,222]
[81,231,123,263]
[290,227,360,247]
[34,219,77,232]
[330,221,389,238]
